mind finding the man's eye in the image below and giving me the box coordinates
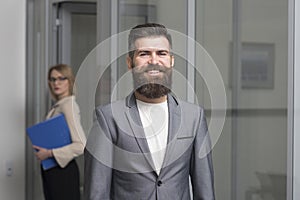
[158,51,169,56]
[138,52,149,56]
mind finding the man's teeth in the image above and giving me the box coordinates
[148,70,159,74]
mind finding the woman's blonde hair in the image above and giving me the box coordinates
[48,64,75,100]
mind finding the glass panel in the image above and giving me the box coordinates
[196,1,233,199]
[237,1,288,199]
[196,0,288,200]
[59,3,97,199]
[71,13,97,74]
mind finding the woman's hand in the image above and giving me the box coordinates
[33,145,53,161]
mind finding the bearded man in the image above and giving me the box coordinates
[84,23,215,200]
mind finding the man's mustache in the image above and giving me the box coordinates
[133,64,170,73]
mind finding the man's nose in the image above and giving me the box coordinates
[148,52,159,65]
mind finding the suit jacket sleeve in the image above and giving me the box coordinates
[84,108,114,200]
[190,107,215,200]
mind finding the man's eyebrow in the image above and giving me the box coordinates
[135,50,150,55]
[136,48,170,52]
[136,49,150,52]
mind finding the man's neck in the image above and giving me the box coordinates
[134,91,167,104]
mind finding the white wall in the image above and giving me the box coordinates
[0,1,26,200]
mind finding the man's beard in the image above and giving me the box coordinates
[132,64,172,99]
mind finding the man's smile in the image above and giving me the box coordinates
[146,70,162,76]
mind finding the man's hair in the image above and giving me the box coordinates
[128,23,172,60]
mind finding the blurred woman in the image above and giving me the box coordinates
[33,64,86,200]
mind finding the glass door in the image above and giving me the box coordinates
[52,2,97,199]
[56,2,97,74]
[196,0,289,199]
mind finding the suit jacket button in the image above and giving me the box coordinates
[157,180,162,186]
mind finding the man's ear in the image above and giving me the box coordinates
[127,56,133,70]
[171,55,175,67]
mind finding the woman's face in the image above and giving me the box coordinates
[49,69,70,100]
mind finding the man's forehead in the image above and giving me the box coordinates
[134,36,170,50]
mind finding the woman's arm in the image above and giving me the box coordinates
[52,98,87,168]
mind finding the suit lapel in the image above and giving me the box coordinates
[160,94,181,174]
[125,94,156,171]
[167,94,181,144]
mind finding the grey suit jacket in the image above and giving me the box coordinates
[84,93,215,200]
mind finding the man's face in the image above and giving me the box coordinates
[127,36,174,99]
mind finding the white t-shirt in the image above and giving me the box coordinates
[136,99,169,175]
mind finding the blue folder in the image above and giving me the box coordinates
[26,114,71,170]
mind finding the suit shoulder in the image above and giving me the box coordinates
[95,99,126,114]
[177,99,205,111]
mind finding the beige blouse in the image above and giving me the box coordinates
[46,96,86,168]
